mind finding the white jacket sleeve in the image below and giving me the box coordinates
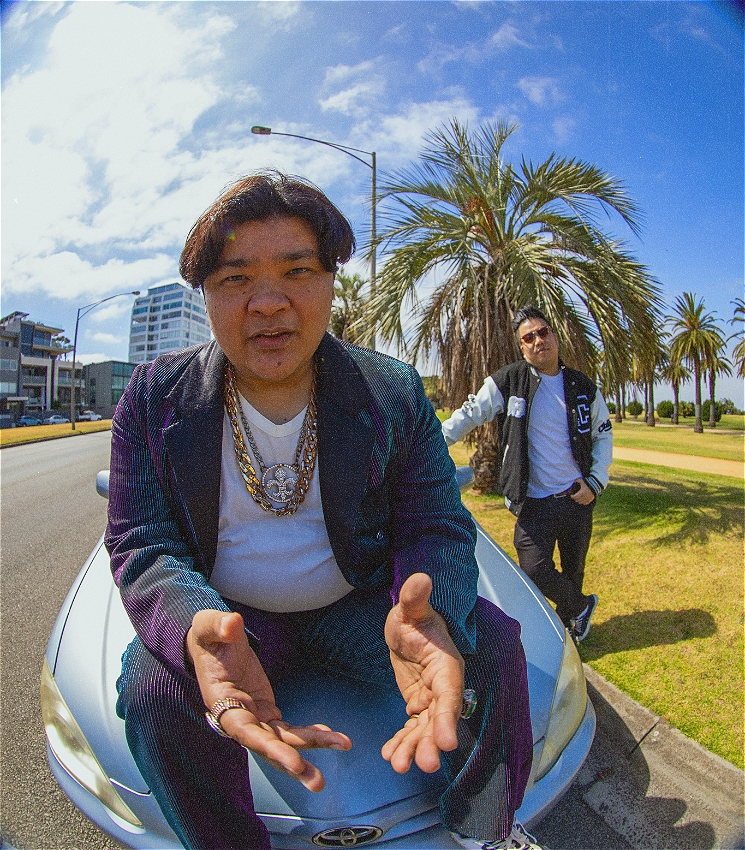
[441,376,505,446]
[586,391,613,495]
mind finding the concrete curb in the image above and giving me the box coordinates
[534,665,744,849]
[583,665,742,849]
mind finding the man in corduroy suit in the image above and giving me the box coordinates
[107,172,540,850]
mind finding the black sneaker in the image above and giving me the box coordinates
[570,594,598,643]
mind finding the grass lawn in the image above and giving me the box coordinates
[0,419,112,447]
[448,442,744,768]
[611,418,744,462]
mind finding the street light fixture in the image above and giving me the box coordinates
[69,291,140,430]
[251,125,377,348]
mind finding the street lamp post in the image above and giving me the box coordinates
[251,125,376,348]
[69,290,140,430]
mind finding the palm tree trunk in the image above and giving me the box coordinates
[470,421,501,494]
[694,360,703,433]
[614,387,622,423]
[646,379,655,426]
[709,372,717,428]
[621,384,627,419]
[672,381,679,425]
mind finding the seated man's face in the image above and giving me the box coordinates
[202,215,334,397]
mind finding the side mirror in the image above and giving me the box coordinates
[96,470,110,500]
[455,465,474,492]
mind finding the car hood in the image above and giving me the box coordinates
[49,525,565,820]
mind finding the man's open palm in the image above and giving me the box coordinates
[187,610,352,792]
[382,573,465,774]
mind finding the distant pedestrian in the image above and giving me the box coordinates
[442,306,612,642]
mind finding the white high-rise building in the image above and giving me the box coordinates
[128,282,211,364]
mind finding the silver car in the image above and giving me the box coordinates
[41,469,594,849]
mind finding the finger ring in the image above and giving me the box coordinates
[461,689,477,719]
[205,698,247,738]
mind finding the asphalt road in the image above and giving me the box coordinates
[0,432,122,850]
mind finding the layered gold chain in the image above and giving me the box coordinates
[224,362,318,516]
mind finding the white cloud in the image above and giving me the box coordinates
[320,81,386,116]
[360,97,481,167]
[319,60,386,117]
[4,251,176,301]
[490,23,531,52]
[90,331,123,345]
[2,2,236,300]
[552,115,576,144]
[323,60,377,86]
[517,76,563,107]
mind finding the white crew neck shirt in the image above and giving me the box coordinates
[526,371,582,498]
[209,394,354,612]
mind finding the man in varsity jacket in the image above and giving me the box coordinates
[442,306,613,644]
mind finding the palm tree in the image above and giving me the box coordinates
[704,345,732,428]
[329,269,368,344]
[370,119,662,490]
[729,298,745,379]
[668,293,726,433]
[660,359,691,424]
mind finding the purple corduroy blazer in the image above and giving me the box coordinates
[105,334,478,678]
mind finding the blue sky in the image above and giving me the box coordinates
[2,0,743,404]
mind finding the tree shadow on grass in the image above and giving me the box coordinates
[581,608,717,661]
[593,468,744,546]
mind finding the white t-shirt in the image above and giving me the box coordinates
[526,372,582,498]
[209,395,354,612]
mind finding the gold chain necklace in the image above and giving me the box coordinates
[224,362,318,516]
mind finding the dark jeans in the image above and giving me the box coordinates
[116,587,533,849]
[513,496,594,625]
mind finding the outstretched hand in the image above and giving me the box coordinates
[187,610,352,792]
[382,573,465,775]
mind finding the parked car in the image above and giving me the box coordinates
[41,468,595,849]
[43,414,70,425]
[17,415,43,426]
[77,411,103,421]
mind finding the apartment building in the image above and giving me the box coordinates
[0,312,79,419]
[84,360,136,419]
[128,282,211,364]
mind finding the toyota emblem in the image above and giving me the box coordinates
[312,825,383,847]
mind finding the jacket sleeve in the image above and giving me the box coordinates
[388,369,479,656]
[441,376,504,446]
[585,390,613,496]
[105,365,230,678]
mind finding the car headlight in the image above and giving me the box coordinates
[533,633,587,780]
[40,658,143,829]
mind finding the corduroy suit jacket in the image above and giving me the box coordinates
[105,334,478,680]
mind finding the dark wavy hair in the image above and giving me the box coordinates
[179,171,356,287]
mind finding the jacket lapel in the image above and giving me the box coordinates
[163,343,226,574]
[315,336,374,558]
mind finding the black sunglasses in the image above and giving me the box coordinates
[520,326,552,345]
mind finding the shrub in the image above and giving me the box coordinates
[702,400,723,422]
[657,400,674,419]
[627,400,643,417]
[679,401,695,418]
[719,398,740,415]
[606,400,616,414]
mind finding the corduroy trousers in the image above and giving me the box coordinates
[116,587,533,849]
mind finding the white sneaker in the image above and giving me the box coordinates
[450,821,545,849]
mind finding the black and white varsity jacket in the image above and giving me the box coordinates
[442,359,613,516]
